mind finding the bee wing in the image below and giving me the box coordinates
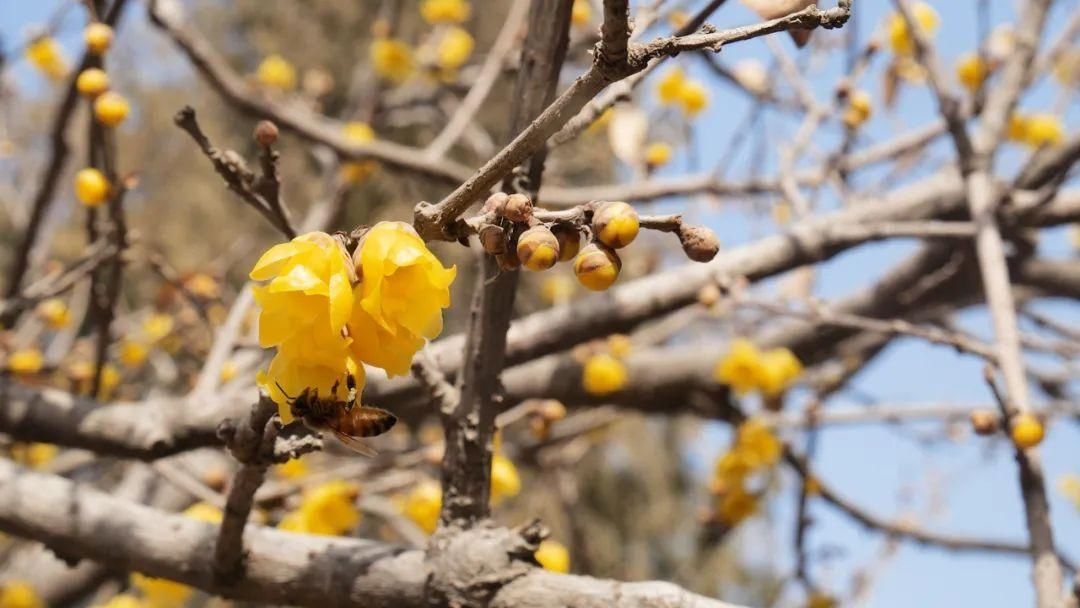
[332,430,379,457]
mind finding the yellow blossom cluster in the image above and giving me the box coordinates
[402,479,442,533]
[571,0,592,27]
[1058,473,1080,512]
[0,581,42,608]
[491,453,522,504]
[371,38,415,83]
[535,539,571,572]
[421,0,471,24]
[955,53,989,92]
[255,54,297,91]
[1007,113,1065,149]
[708,418,781,526]
[252,225,455,422]
[841,90,873,129]
[35,297,71,329]
[340,121,379,183]
[278,480,361,535]
[884,2,939,56]
[713,338,802,397]
[656,67,708,117]
[435,27,475,73]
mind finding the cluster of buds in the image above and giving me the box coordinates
[473,193,719,291]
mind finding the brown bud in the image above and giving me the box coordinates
[502,193,533,223]
[529,416,550,441]
[497,236,521,270]
[201,467,229,491]
[517,225,560,271]
[679,225,720,262]
[551,223,581,262]
[970,410,1000,436]
[478,224,507,255]
[536,399,567,422]
[482,192,509,215]
[254,120,279,146]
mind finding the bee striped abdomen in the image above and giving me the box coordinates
[338,406,397,437]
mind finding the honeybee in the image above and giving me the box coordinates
[276,375,396,457]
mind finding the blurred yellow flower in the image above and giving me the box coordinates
[142,313,174,343]
[885,2,939,56]
[74,167,111,207]
[656,68,687,105]
[10,443,58,469]
[436,27,474,71]
[677,80,709,116]
[535,539,570,573]
[0,581,42,608]
[491,454,521,504]
[36,297,71,329]
[606,334,632,358]
[806,592,838,608]
[280,480,360,536]
[119,340,149,369]
[340,121,379,183]
[717,486,758,525]
[255,54,297,91]
[403,479,442,534]
[713,450,753,487]
[736,419,781,468]
[1058,473,1080,511]
[421,0,471,24]
[26,36,67,80]
[1008,113,1064,148]
[757,347,803,397]
[540,275,575,304]
[713,338,764,395]
[184,273,220,300]
[644,141,672,167]
[218,359,238,383]
[842,90,873,129]
[76,67,110,98]
[183,501,223,523]
[581,353,627,396]
[83,23,114,55]
[93,91,130,127]
[6,349,44,375]
[130,573,189,608]
[275,456,309,480]
[371,38,415,83]
[1052,48,1079,87]
[955,53,988,92]
[348,222,456,376]
[94,594,144,608]
[571,0,592,27]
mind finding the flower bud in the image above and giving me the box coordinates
[698,284,721,307]
[573,242,621,291]
[479,224,507,254]
[592,201,638,248]
[502,193,533,223]
[83,23,113,55]
[497,246,521,271]
[517,225,560,271]
[482,191,509,215]
[969,410,999,436]
[74,168,110,207]
[93,91,129,127]
[76,68,109,97]
[1010,413,1045,449]
[254,120,279,146]
[536,399,567,422]
[679,224,720,262]
[551,223,580,262]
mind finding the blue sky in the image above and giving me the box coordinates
[1,1,1077,607]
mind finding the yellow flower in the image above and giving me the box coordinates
[606,334,632,358]
[1008,113,1064,148]
[571,0,592,27]
[713,450,753,487]
[1052,48,1079,87]
[142,313,174,343]
[1011,414,1045,449]
[677,80,708,117]
[76,67,110,97]
[10,443,58,469]
[644,141,672,167]
[535,540,570,573]
[421,0,471,24]
[36,297,71,329]
[736,419,781,468]
[67,360,120,399]
[255,54,297,91]
[0,581,42,608]
[295,480,361,535]
[585,107,613,134]
[371,38,415,83]
[436,27,474,71]
[1058,473,1080,511]
[219,359,238,383]
[713,338,764,395]
[842,90,873,129]
[74,168,111,207]
[491,454,521,504]
[717,486,758,525]
[582,353,627,396]
[275,456,309,480]
[540,275,575,304]
[26,36,67,80]
[403,479,442,534]
[184,273,220,299]
[130,573,189,608]
[348,222,456,376]
[84,23,114,55]
[119,340,149,369]
[757,347,802,397]
[340,121,379,183]
[6,349,44,374]
[804,475,822,496]
[955,53,988,92]
[94,594,144,608]
[656,68,687,105]
[885,2,939,56]
[183,502,223,523]
[93,91,130,127]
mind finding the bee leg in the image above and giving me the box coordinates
[330,379,340,400]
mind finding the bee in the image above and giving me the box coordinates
[276,374,396,457]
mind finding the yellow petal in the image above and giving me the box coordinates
[249,241,301,280]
